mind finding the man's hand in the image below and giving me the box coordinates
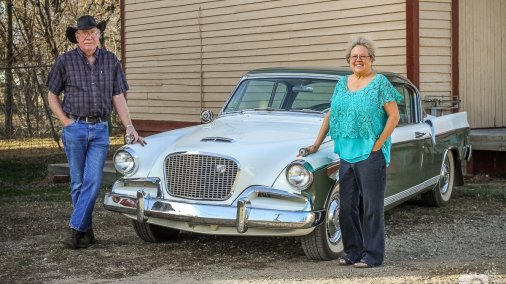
[126,125,146,146]
[62,117,74,127]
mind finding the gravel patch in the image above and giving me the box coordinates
[1,179,504,284]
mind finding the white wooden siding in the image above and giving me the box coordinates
[419,0,452,103]
[459,0,506,128]
[124,0,406,122]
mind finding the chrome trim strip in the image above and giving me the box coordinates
[392,125,470,145]
[114,177,162,198]
[201,137,235,143]
[432,127,470,138]
[384,176,439,207]
[243,73,342,80]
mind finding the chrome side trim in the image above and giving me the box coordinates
[384,175,439,208]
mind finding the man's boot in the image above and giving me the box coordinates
[62,229,90,249]
[83,228,96,245]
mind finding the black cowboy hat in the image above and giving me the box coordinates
[66,15,106,43]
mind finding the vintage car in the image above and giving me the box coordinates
[104,67,472,260]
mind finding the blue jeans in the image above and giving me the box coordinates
[338,150,386,267]
[62,120,109,232]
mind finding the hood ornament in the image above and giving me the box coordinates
[215,164,227,174]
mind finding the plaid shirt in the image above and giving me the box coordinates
[46,47,129,117]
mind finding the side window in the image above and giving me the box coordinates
[394,85,412,125]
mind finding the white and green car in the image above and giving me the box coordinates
[104,67,472,261]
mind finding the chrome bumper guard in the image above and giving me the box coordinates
[464,144,472,161]
[103,180,324,233]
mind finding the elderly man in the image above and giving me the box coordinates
[46,15,146,249]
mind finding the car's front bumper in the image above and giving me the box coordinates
[103,178,324,234]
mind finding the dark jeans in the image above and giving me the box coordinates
[339,150,386,267]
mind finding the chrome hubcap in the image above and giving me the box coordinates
[326,196,342,244]
[440,155,450,195]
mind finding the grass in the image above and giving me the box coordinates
[0,152,67,184]
[456,180,506,200]
[0,136,124,158]
[0,142,121,199]
[0,152,69,201]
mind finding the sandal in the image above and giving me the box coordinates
[338,256,354,266]
[353,259,372,268]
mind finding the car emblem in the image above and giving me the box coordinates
[215,164,227,174]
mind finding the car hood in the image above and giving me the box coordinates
[140,113,336,189]
[175,113,322,150]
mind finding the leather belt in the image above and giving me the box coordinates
[67,114,106,124]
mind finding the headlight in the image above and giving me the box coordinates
[114,149,137,175]
[286,161,313,190]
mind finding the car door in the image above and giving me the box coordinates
[386,84,434,206]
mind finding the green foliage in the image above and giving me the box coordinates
[456,182,506,200]
[0,153,68,200]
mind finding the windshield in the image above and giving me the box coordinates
[222,78,338,113]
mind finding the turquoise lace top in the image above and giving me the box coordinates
[329,74,402,166]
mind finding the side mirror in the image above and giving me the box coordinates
[200,109,214,123]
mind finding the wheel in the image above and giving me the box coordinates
[132,220,180,242]
[422,150,455,207]
[300,183,343,260]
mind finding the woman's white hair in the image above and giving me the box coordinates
[345,36,376,63]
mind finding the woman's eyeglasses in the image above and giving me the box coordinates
[350,55,370,61]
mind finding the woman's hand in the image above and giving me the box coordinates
[372,101,400,152]
[372,142,382,152]
[298,144,319,157]
[308,144,319,154]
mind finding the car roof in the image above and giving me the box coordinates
[245,67,352,77]
[244,67,414,86]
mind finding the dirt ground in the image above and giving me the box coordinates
[1,177,505,284]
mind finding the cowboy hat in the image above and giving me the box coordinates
[66,15,106,43]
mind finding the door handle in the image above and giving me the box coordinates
[415,132,426,138]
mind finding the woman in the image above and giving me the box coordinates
[304,37,401,268]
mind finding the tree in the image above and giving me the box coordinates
[0,0,121,139]
[3,0,13,138]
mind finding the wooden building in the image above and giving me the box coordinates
[119,0,506,176]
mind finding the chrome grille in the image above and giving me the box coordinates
[164,153,239,200]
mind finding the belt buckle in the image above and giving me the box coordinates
[85,116,99,123]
